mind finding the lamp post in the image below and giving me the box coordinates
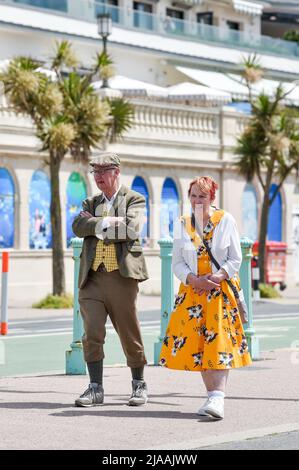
[97,13,112,88]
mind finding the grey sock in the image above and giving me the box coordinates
[131,366,144,381]
[87,360,103,386]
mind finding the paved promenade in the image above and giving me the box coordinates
[0,349,298,450]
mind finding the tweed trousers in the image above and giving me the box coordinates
[78,269,147,368]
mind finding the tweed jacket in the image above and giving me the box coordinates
[72,185,149,288]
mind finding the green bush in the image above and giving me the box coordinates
[33,293,73,309]
[283,30,299,44]
[259,283,281,299]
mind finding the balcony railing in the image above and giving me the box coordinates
[1,0,299,58]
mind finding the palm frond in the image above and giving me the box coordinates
[106,98,134,143]
[51,40,79,72]
[38,116,76,155]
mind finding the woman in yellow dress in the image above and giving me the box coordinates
[159,176,252,420]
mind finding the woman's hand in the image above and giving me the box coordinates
[187,274,220,294]
[208,269,228,285]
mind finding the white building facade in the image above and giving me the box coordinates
[0,0,299,303]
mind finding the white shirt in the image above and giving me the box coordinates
[172,211,242,284]
[95,186,121,239]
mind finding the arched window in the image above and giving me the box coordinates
[66,172,87,247]
[0,168,15,248]
[161,178,179,238]
[268,184,282,241]
[29,170,52,249]
[242,183,258,241]
[131,176,150,247]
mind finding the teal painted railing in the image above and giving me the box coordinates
[65,237,86,375]
[3,0,298,59]
[154,238,174,365]
[154,237,260,364]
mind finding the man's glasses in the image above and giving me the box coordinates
[90,168,115,176]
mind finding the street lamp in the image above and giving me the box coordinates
[97,13,112,88]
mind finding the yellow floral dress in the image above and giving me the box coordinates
[159,210,252,371]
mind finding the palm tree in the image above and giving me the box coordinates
[235,57,299,282]
[0,41,134,296]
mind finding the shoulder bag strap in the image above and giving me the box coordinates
[192,214,240,300]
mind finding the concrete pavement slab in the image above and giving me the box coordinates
[0,349,298,450]
[199,430,299,450]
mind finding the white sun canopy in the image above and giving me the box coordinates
[176,67,249,99]
[167,82,231,104]
[177,66,299,106]
[92,75,168,98]
[228,74,299,106]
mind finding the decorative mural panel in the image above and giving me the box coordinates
[161,178,179,239]
[242,183,258,242]
[0,168,15,248]
[66,172,87,248]
[29,170,52,249]
[131,176,150,247]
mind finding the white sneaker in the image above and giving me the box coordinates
[197,397,224,420]
[197,398,210,416]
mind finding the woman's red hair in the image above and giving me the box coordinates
[188,176,219,202]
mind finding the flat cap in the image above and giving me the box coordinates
[90,152,120,168]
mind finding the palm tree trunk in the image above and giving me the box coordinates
[258,190,271,283]
[49,152,65,296]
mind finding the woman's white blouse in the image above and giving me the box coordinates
[172,212,242,284]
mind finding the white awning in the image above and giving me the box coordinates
[232,0,263,16]
[36,67,56,80]
[228,73,299,105]
[176,66,299,105]
[176,67,249,99]
[167,81,231,104]
[92,75,168,98]
[0,59,10,72]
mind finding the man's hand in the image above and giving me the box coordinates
[79,212,124,227]
[104,216,125,227]
[80,211,93,219]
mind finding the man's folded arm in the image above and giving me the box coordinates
[72,199,102,238]
[100,196,145,243]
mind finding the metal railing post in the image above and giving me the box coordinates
[65,237,86,375]
[154,238,174,365]
[240,237,260,360]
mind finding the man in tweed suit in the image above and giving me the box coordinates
[72,152,149,407]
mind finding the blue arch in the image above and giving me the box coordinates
[0,168,15,248]
[267,184,282,241]
[66,172,87,247]
[131,176,150,246]
[161,178,179,238]
[29,170,52,249]
[242,183,258,241]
